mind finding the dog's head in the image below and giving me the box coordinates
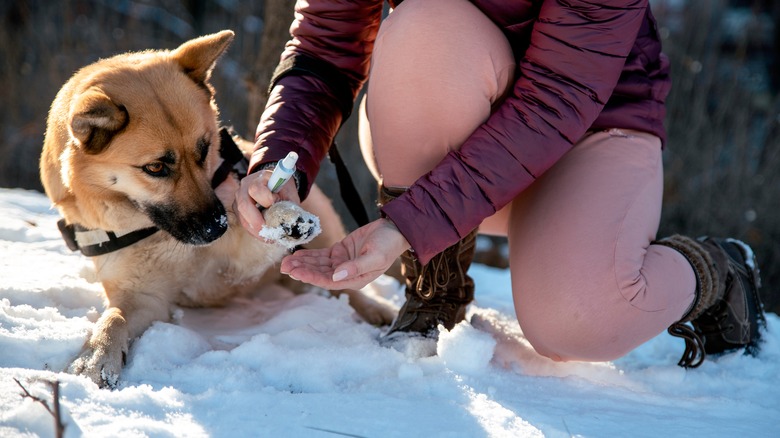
[42,30,236,245]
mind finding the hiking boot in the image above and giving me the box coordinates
[378,185,476,339]
[656,235,766,368]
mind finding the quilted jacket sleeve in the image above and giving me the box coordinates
[382,0,651,264]
[248,0,384,199]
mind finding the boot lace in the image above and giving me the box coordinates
[669,301,734,368]
[416,257,451,300]
[413,232,475,301]
[668,323,706,368]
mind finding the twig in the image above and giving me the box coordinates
[304,426,367,438]
[14,378,65,438]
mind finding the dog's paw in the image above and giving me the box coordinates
[69,344,126,389]
[260,201,321,249]
[70,310,129,389]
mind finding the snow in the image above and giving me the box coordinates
[1,187,778,437]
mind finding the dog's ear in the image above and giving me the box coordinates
[69,88,128,154]
[172,30,235,87]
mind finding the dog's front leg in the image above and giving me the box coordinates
[70,306,128,388]
[70,292,170,388]
[335,289,397,326]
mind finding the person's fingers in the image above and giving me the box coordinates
[275,178,301,204]
[281,249,334,274]
[330,251,390,286]
[280,218,408,290]
[234,175,268,238]
[281,255,337,287]
[281,247,371,289]
[246,171,278,209]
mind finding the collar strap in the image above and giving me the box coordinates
[57,219,159,256]
[57,127,248,256]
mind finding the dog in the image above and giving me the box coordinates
[40,30,394,388]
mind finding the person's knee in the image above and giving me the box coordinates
[516,291,636,362]
[522,317,634,362]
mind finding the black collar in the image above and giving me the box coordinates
[57,127,247,256]
[57,220,159,256]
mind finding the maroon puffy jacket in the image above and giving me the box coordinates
[249,0,671,265]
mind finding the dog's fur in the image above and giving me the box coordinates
[40,30,393,388]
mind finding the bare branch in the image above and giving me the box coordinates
[14,378,65,438]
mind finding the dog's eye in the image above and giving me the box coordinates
[142,162,169,177]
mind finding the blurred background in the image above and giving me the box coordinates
[1,0,778,314]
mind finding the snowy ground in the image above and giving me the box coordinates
[1,187,778,437]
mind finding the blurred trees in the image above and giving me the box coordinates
[0,0,777,312]
[653,0,779,313]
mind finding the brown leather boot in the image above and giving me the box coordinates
[656,235,765,368]
[378,186,477,339]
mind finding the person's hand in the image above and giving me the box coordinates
[280,218,411,290]
[233,168,300,239]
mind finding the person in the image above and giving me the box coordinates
[234,0,766,368]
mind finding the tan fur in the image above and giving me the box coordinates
[41,30,394,388]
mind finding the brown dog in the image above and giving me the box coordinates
[40,30,393,388]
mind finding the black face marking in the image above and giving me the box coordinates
[159,150,176,165]
[196,136,210,167]
[143,197,227,245]
[109,176,117,185]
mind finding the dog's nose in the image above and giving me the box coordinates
[190,205,228,244]
[167,200,228,245]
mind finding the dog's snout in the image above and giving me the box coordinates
[187,203,228,245]
[144,199,228,245]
